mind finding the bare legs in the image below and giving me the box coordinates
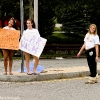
[24,52,31,74]
[9,50,14,75]
[2,49,14,75]
[33,55,39,74]
[2,50,8,74]
[24,52,39,75]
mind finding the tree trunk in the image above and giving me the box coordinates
[28,0,34,20]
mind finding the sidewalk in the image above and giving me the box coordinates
[0,65,100,82]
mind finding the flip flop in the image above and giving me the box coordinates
[32,73,40,75]
[27,73,32,75]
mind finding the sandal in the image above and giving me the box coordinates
[32,72,40,75]
[27,73,32,75]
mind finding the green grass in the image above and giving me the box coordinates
[0,53,3,58]
[52,33,67,38]
[53,27,62,31]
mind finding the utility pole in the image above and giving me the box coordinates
[34,0,38,29]
[20,0,24,72]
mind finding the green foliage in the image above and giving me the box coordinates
[56,0,100,36]
[53,27,62,31]
[38,1,56,37]
[0,0,29,27]
[0,0,56,37]
[0,0,100,40]
[0,0,21,19]
[59,1,90,35]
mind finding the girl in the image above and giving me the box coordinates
[77,24,99,84]
[23,19,40,75]
[2,17,17,75]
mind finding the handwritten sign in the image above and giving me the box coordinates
[0,29,20,50]
[19,31,47,57]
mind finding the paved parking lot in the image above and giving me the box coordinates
[0,58,89,73]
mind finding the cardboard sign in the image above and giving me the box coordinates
[0,29,20,50]
[19,31,47,57]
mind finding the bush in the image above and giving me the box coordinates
[46,35,84,44]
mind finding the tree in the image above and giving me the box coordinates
[0,0,29,27]
[85,0,100,36]
[56,1,90,36]
[38,1,56,37]
[56,0,100,36]
[28,0,34,20]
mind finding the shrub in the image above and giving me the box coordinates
[46,35,84,44]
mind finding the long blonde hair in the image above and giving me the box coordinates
[88,24,97,35]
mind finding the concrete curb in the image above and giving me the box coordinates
[0,66,100,82]
[0,71,90,82]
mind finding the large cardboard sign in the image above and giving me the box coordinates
[0,29,20,50]
[19,31,47,57]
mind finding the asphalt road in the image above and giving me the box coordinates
[0,58,100,100]
[0,78,100,100]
